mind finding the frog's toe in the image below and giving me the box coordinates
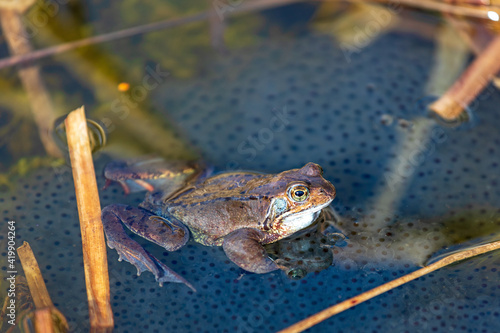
[108,238,195,291]
[154,260,196,292]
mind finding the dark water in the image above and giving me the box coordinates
[1,2,500,332]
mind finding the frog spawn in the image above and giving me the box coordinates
[2,29,500,332]
[265,209,345,280]
[3,169,500,332]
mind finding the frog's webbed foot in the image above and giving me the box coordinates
[222,228,279,274]
[103,157,201,194]
[102,204,195,291]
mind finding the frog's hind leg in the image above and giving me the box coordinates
[101,204,194,291]
[103,157,203,195]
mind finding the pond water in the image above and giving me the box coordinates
[1,1,500,332]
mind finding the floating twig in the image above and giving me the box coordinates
[0,2,61,157]
[279,239,500,333]
[17,241,68,333]
[65,107,113,333]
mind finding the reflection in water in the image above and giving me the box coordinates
[266,208,346,280]
[52,114,108,156]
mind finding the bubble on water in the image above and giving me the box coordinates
[380,114,394,126]
[286,268,307,280]
[322,232,348,248]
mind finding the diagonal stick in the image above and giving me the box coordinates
[279,239,500,333]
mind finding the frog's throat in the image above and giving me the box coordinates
[280,201,332,232]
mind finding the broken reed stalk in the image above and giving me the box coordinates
[34,309,54,333]
[429,35,500,120]
[17,241,69,333]
[279,239,500,333]
[65,107,113,333]
[17,242,53,310]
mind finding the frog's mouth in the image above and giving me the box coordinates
[281,200,333,232]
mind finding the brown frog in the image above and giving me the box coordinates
[101,157,336,290]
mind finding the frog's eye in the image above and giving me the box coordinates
[288,184,310,202]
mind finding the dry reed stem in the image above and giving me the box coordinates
[0,7,61,157]
[65,107,113,333]
[17,241,69,333]
[429,35,500,120]
[33,308,54,333]
[279,239,500,333]
[17,242,54,310]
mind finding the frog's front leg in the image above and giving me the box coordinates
[101,204,194,291]
[222,228,279,274]
[103,157,202,194]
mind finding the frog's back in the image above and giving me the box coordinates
[167,172,273,246]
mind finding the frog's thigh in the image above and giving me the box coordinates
[103,204,189,251]
[101,204,193,290]
[222,228,278,274]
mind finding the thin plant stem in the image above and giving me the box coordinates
[0,0,300,70]
[279,239,500,333]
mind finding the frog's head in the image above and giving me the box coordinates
[261,163,336,236]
